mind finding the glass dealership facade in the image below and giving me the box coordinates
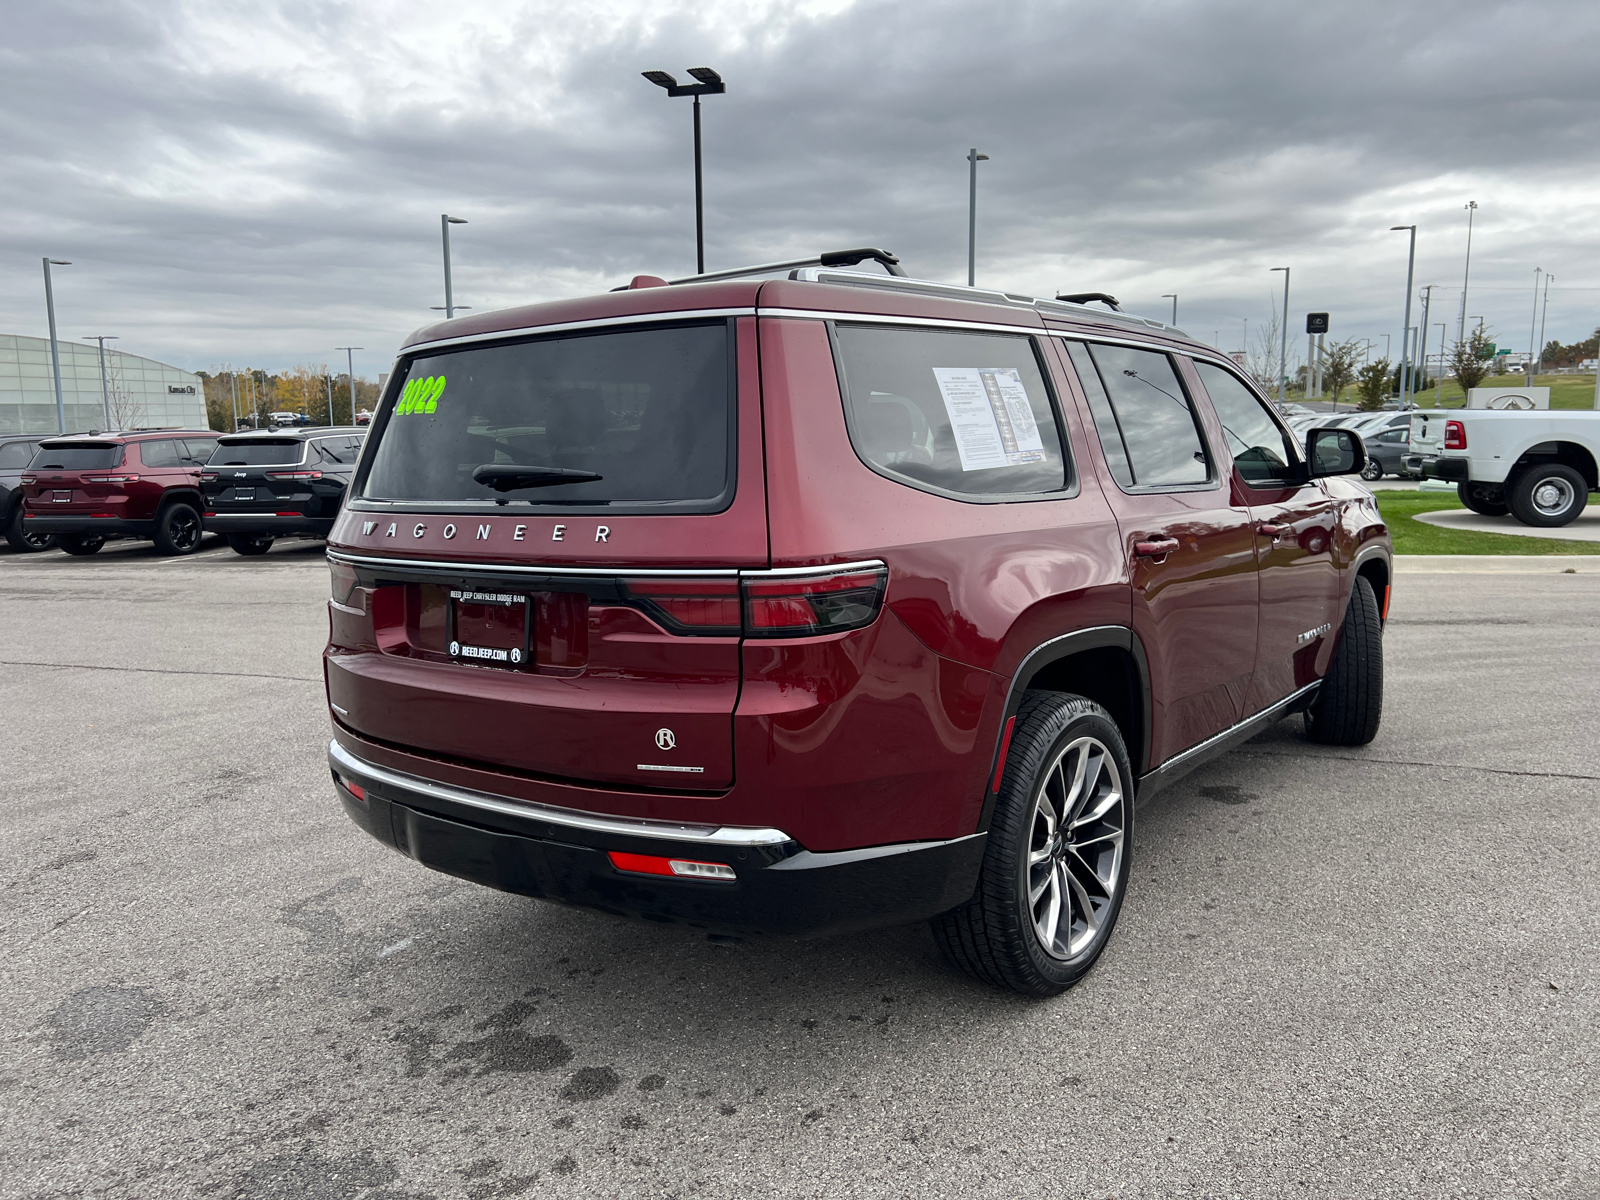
[0,334,207,435]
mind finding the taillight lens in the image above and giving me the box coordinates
[20,475,35,484]
[743,567,887,638]
[200,472,217,481]
[329,558,359,605]
[1444,420,1466,450]
[607,851,735,881]
[85,474,139,483]
[267,470,323,480]
[622,579,742,635]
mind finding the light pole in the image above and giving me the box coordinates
[1433,324,1447,405]
[83,335,118,430]
[336,347,362,425]
[1162,294,1178,325]
[1458,200,1478,343]
[1526,268,1542,384]
[966,148,989,287]
[42,258,71,434]
[439,215,468,318]
[642,68,725,276]
[1270,267,1290,401]
[1391,225,1417,408]
[1415,284,1432,404]
[1535,273,1553,379]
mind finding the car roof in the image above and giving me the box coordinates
[218,426,365,442]
[37,429,218,446]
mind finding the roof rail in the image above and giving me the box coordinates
[1056,292,1121,311]
[661,247,906,286]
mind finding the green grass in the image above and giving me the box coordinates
[1376,488,1600,555]
[1317,373,1600,411]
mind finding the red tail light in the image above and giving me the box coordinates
[607,851,735,881]
[1444,420,1466,450]
[200,472,217,481]
[267,470,322,480]
[743,567,887,637]
[622,579,742,634]
[19,475,35,484]
[329,558,359,605]
[85,474,139,483]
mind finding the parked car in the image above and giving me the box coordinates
[321,249,1390,997]
[1359,425,1415,480]
[2,434,56,551]
[354,409,373,426]
[21,431,220,555]
[1406,409,1600,525]
[201,427,366,554]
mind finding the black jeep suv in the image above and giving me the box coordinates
[201,427,366,555]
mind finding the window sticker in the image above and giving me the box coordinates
[930,367,1046,472]
[398,375,446,415]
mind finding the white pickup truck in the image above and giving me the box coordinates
[1404,409,1600,526]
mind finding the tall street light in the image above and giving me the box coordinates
[1391,225,1417,408]
[1415,286,1432,404]
[642,68,725,276]
[966,148,989,287]
[1526,268,1542,384]
[1458,200,1478,343]
[42,258,71,434]
[336,346,363,424]
[83,335,118,430]
[1536,273,1554,378]
[440,215,468,318]
[1270,267,1290,401]
[1162,294,1178,325]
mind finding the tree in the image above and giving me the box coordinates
[1355,358,1391,412]
[1322,339,1362,408]
[105,360,144,430]
[1449,325,1495,397]
[1245,310,1297,394]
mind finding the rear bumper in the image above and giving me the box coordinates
[202,512,333,537]
[1413,455,1468,482]
[22,514,152,537]
[327,739,985,939]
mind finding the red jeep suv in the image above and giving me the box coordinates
[22,431,219,555]
[323,250,1389,995]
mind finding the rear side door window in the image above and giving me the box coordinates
[0,442,35,469]
[832,323,1072,499]
[180,438,216,465]
[139,439,184,468]
[1064,342,1211,489]
[1191,362,1303,489]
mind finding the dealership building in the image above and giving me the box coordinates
[0,334,207,436]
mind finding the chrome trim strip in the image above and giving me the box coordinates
[760,307,1046,337]
[328,740,792,847]
[1137,680,1321,797]
[400,308,757,356]
[326,549,887,581]
[636,763,705,773]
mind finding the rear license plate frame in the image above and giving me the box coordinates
[51,490,71,503]
[232,487,255,501]
[447,588,533,670]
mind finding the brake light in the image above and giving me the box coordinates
[1444,420,1466,450]
[743,568,887,637]
[200,472,217,481]
[266,470,322,480]
[19,475,35,484]
[621,579,741,634]
[329,558,359,605]
[607,851,736,881]
[85,474,139,483]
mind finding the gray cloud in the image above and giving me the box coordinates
[3,0,1598,378]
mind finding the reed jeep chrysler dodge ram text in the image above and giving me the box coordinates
[321,250,1389,996]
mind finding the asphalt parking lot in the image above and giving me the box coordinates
[2,540,1596,1199]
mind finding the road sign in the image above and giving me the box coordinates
[1306,313,1329,334]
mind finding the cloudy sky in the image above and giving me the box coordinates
[4,0,1599,380]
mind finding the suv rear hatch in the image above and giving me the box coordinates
[326,316,766,792]
[23,441,128,513]
[203,438,318,515]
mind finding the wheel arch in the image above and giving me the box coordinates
[1510,440,1598,490]
[977,626,1151,834]
[1353,549,1391,626]
[157,488,205,513]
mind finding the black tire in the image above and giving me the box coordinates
[1507,463,1587,528]
[1360,459,1383,481]
[1457,481,1510,517]
[1305,576,1383,746]
[226,533,274,556]
[58,533,106,556]
[5,504,57,552]
[932,692,1134,997]
[153,502,203,555]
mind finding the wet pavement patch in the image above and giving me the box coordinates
[46,984,165,1062]
[560,1065,620,1101]
[444,1030,573,1076]
[230,1148,399,1200]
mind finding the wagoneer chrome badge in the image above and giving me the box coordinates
[1297,623,1333,645]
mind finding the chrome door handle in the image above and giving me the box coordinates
[1134,538,1179,559]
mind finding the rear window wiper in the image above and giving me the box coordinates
[472,463,604,492]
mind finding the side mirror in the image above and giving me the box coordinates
[1306,427,1366,478]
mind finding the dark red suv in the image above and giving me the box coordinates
[323,251,1389,995]
[22,431,219,555]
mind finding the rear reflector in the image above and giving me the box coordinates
[743,568,887,637]
[607,851,736,881]
[334,773,366,802]
[991,715,1017,793]
[275,511,301,516]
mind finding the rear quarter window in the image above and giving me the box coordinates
[832,323,1071,500]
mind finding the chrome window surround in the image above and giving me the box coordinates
[329,740,793,847]
[400,307,757,357]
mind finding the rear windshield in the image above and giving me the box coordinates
[29,444,121,470]
[358,321,733,510]
[208,440,305,466]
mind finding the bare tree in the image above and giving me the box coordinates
[1448,326,1495,399]
[105,360,144,431]
[1245,310,1295,393]
[1322,340,1363,409]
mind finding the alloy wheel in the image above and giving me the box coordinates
[171,509,201,551]
[1025,735,1127,961]
[1532,477,1576,518]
